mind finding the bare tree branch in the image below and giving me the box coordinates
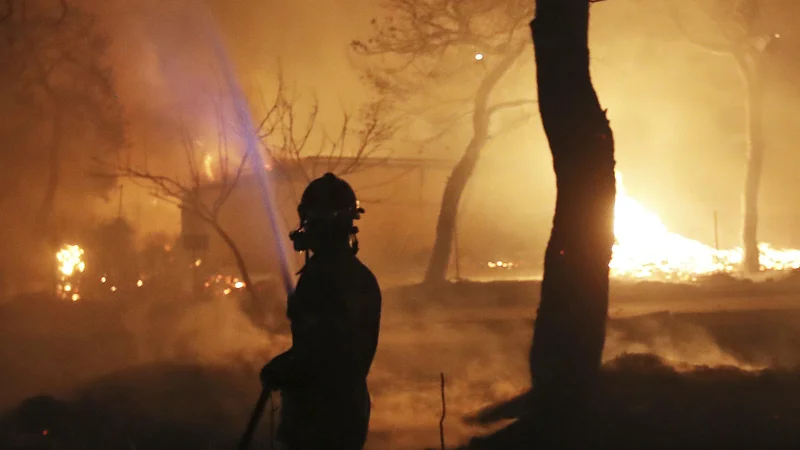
[665,0,738,55]
[487,98,537,117]
[255,72,396,182]
[485,98,538,139]
[353,0,530,59]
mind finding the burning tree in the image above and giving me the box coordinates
[352,0,538,284]
[667,0,783,274]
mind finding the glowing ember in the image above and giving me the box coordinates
[474,52,484,61]
[194,259,202,267]
[611,172,800,280]
[136,279,144,287]
[205,273,247,296]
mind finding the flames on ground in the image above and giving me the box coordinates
[53,242,248,301]
[55,244,150,300]
[57,173,800,293]
[56,245,85,301]
[488,172,800,281]
[610,172,800,280]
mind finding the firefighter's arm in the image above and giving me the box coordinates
[276,314,350,387]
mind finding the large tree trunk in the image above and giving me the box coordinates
[528,0,615,446]
[424,46,524,284]
[738,55,764,274]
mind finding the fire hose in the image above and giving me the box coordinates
[236,387,272,450]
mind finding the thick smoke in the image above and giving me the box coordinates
[120,293,290,366]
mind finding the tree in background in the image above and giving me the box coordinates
[352,0,538,284]
[668,0,783,274]
[0,0,125,292]
[526,0,615,446]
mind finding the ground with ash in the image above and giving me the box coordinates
[1,277,800,449]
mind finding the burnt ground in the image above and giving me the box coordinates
[1,278,800,449]
[462,354,800,450]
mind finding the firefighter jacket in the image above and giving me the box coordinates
[264,250,381,449]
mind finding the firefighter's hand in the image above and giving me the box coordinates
[260,351,293,390]
[259,362,280,391]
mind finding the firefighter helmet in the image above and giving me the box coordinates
[297,172,363,222]
[289,173,364,254]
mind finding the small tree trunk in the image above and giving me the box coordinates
[39,105,64,295]
[212,221,259,302]
[529,0,615,446]
[424,46,524,285]
[210,220,281,331]
[38,106,64,233]
[738,55,764,274]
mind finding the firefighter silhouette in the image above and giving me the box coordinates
[260,173,382,450]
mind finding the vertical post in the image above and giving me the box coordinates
[117,184,124,219]
[453,219,461,281]
[136,186,141,229]
[419,165,425,203]
[713,210,720,251]
[192,248,199,299]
